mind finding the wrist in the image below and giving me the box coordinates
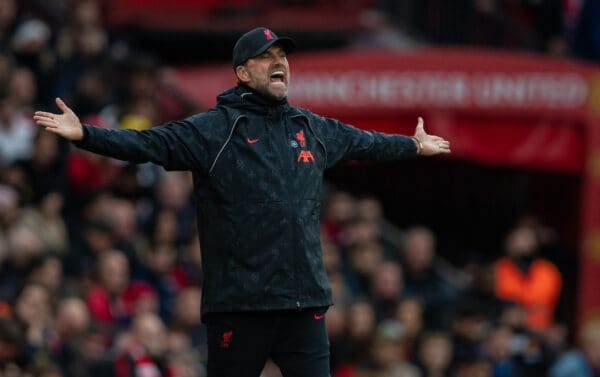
[411,137,423,155]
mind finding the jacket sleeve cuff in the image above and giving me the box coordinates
[72,123,92,148]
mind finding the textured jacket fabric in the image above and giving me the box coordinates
[75,85,418,316]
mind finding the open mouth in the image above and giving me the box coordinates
[270,70,285,84]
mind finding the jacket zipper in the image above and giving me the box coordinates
[208,115,246,175]
[290,114,327,310]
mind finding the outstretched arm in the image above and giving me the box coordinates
[33,98,209,172]
[317,115,451,168]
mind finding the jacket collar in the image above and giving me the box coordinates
[216,84,294,116]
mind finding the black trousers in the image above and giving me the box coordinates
[204,307,330,377]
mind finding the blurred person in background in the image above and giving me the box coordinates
[0,184,19,267]
[11,132,67,207]
[0,317,25,371]
[482,324,515,377]
[115,54,198,127]
[0,225,45,301]
[325,305,347,372]
[8,67,38,111]
[482,322,551,377]
[85,249,131,332]
[150,207,179,246]
[355,196,404,253]
[66,116,121,200]
[52,2,108,110]
[49,297,91,377]
[13,283,53,360]
[550,318,600,377]
[64,216,114,278]
[136,242,185,321]
[336,299,378,368]
[17,192,68,256]
[120,280,160,324]
[415,331,453,377]
[321,240,353,306]
[401,226,463,329]
[363,319,420,377]
[114,312,174,377]
[33,26,451,377]
[0,88,36,165]
[176,232,202,287]
[0,0,17,50]
[451,304,488,365]
[25,254,63,296]
[394,297,425,354]
[101,197,144,272]
[343,218,381,250]
[148,171,195,247]
[56,0,103,59]
[170,286,206,352]
[346,241,384,296]
[167,328,205,377]
[11,18,56,106]
[369,261,404,320]
[493,224,562,332]
[321,191,357,246]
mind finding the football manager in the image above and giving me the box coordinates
[34,27,451,377]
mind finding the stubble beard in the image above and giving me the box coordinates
[249,72,289,101]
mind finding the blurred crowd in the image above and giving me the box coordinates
[358,0,600,60]
[0,0,598,376]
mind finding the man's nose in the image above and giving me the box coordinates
[272,55,284,65]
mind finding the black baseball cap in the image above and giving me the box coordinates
[232,27,295,68]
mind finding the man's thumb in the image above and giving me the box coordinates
[55,97,70,114]
[416,116,425,134]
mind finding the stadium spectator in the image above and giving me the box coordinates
[550,319,600,377]
[394,297,425,352]
[416,331,454,377]
[494,224,562,331]
[366,319,420,377]
[136,242,185,321]
[370,261,404,320]
[0,88,36,165]
[86,249,131,328]
[401,226,463,329]
[50,297,92,377]
[114,312,174,377]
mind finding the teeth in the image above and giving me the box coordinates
[271,71,284,77]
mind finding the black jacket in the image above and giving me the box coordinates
[75,85,417,316]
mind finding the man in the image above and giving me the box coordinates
[34,27,451,377]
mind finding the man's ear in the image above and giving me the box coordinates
[235,65,250,84]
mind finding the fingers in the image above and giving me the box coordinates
[33,118,58,128]
[438,143,451,153]
[33,111,57,119]
[55,97,72,114]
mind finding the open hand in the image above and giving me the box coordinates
[414,117,451,156]
[33,98,84,141]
